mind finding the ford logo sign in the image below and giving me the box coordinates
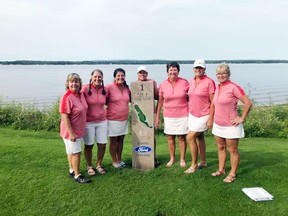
[134,146,152,153]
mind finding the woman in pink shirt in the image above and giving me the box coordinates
[156,62,189,168]
[82,69,108,176]
[106,68,131,168]
[211,63,252,183]
[185,59,216,174]
[59,73,91,184]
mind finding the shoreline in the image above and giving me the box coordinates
[1,59,288,65]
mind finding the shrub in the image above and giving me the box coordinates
[0,98,287,138]
[0,99,61,132]
[41,99,61,131]
[12,107,44,130]
[244,105,288,138]
[0,102,22,126]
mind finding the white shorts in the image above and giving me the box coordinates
[63,138,82,154]
[212,122,244,139]
[83,120,108,145]
[164,116,188,135]
[108,120,128,137]
[188,113,209,132]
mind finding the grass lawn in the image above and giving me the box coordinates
[0,127,287,216]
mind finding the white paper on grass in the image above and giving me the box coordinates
[242,187,273,201]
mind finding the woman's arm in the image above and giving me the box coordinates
[239,95,252,121]
[61,113,76,141]
[153,81,159,100]
[155,95,164,128]
[207,93,215,129]
[230,95,252,126]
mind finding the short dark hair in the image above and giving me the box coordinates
[166,61,180,72]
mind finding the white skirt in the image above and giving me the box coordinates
[108,120,128,137]
[212,122,244,139]
[164,116,188,135]
[188,113,209,132]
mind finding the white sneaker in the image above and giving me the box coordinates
[198,162,208,169]
[119,161,126,167]
[112,162,122,168]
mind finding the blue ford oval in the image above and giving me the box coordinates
[134,146,152,153]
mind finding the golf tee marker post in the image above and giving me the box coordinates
[131,81,155,170]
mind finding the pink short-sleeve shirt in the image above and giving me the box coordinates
[81,84,107,122]
[213,81,245,126]
[159,77,189,117]
[59,90,88,139]
[106,83,130,121]
[188,75,216,117]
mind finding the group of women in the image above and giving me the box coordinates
[59,68,130,183]
[156,60,252,183]
[59,60,252,184]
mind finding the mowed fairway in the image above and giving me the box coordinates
[0,128,287,216]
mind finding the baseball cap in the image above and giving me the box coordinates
[137,66,148,73]
[193,59,206,68]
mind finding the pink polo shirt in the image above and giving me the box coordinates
[159,77,189,117]
[106,83,130,121]
[59,90,88,139]
[81,84,107,122]
[213,81,245,126]
[188,75,216,117]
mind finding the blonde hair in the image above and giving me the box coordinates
[216,63,231,76]
[65,73,82,90]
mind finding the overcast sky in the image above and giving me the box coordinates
[1,0,287,61]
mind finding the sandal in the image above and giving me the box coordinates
[166,161,175,167]
[87,166,96,176]
[180,161,186,168]
[96,166,106,175]
[223,175,236,183]
[211,170,226,177]
[184,165,198,174]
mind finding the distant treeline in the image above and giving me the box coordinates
[1,59,288,65]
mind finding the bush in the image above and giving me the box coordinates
[0,98,287,138]
[0,99,60,132]
[0,103,22,126]
[12,107,44,130]
[244,105,288,138]
[42,99,61,131]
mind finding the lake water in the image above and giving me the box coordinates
[1,63,288,108]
